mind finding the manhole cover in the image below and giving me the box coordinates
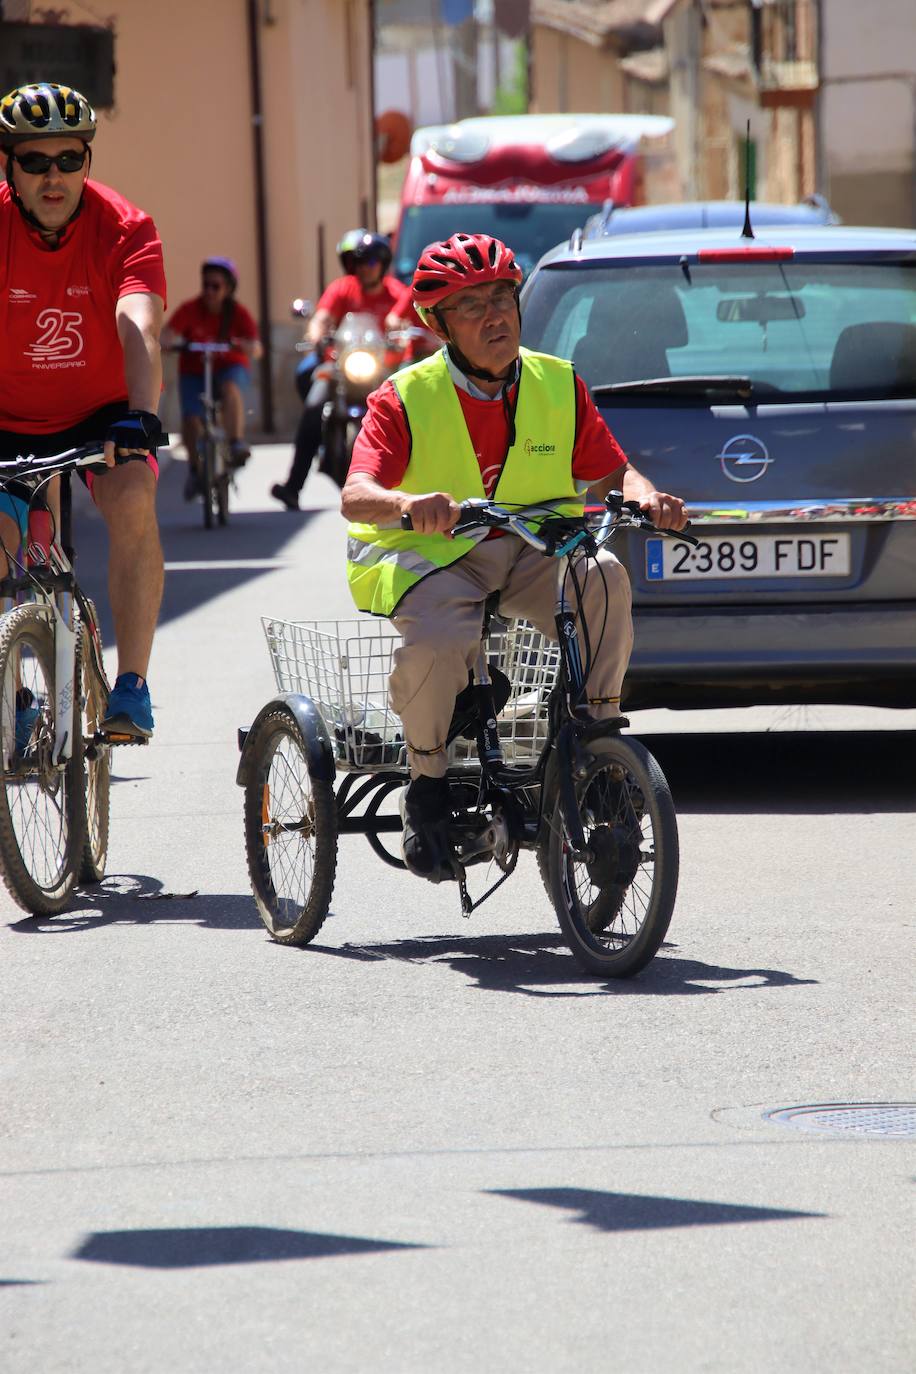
[765,1103,916,1139]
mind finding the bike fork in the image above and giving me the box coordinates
[52,587,76,766]
[554,591,592,857]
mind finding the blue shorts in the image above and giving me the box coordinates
[179,364,249,420]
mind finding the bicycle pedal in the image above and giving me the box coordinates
[103,731,149,746]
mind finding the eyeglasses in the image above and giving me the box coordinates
[11,148,88,175]
[440,285,518,323]
[202,278,228,291]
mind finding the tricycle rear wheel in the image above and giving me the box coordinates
[243,708,337,944]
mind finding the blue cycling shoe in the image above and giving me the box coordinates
[101,673,154,740]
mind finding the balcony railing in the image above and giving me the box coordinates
[750,0,818,97]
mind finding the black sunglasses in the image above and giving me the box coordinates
[202,278,229,291]
[11,148,88,175]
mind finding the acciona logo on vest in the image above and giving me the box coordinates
[524,437,556,455]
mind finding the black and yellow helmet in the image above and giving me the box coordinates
[0,82,96,146]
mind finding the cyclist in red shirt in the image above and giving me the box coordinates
[0,82,166,739]
[271,229,425,510]
[162,258,263,499]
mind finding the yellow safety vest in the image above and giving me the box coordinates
[347,347,581,616]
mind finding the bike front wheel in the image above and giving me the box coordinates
[199,435,215,530]
[78,608,110,884]
[243,708,338,945]
[0,604,84,914]
[538,732,679,978]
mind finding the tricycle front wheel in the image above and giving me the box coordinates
[243,708,337,944]
[539,733,678,978]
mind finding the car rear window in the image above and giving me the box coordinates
[521,262,916,399]
[394,203,590,281]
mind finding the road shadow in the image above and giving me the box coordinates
[643,730,916,815]
[489,1187,824,1232]
[71,460,328,639]
[308,931,816,998]
[71,1225,425,1269]
[7,875,261,934]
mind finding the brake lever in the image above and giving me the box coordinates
[637,514,700,548]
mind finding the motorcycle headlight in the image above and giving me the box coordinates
[343,349,380,385]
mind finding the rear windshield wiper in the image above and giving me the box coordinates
[592,375,758,398]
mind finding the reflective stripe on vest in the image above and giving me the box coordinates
[346,347,580,617]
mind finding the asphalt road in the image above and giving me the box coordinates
[1,445,914,1373]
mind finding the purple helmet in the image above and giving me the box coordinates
[202,256,238,290]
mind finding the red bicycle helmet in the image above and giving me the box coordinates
[411,233,522,317]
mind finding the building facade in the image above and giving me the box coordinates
[530,0,915,227]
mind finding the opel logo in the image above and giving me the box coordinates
[717,433,773,483]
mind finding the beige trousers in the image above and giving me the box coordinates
[389,537,634,779]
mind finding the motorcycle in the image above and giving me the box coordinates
[290,300,427,489]
[316,312,392,487]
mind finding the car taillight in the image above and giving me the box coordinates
[697,247,795,262]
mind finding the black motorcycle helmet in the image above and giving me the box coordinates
[337,229,392,275]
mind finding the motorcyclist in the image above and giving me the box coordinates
[271,230,421,511]
[162,257,263,500]
[341,232,688,881]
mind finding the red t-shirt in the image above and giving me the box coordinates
[350,367,628,494]
[167,297,259,375]
[0,179,167,433]
[317,274,421,332]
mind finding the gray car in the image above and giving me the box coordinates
[520,224,916,709]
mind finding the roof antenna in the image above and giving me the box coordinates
[741,119,755,239]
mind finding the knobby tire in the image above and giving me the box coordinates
[0,605,84,914]
[78,606,110,884]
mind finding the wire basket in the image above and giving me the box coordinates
[262,616,560,772]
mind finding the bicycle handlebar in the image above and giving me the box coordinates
[0,442,110,482]
[399,494,699,551]
[164,341,234,354]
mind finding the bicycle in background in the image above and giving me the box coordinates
[0,444,146,914]
[172,340,234,529]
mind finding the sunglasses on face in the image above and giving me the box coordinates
[11,148,88,175]
[441,285,518,323]
[202,278,228,291]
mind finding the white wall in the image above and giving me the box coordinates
[820,0,916,180]
[375,34,517,126]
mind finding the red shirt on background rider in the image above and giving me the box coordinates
[0,179,167,433]
[317,274,422,333]
[166,296,259,376]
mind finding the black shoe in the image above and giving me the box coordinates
[271,482,299,511]
[401,776,456,883]
[229,440,251,468]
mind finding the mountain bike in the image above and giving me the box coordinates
[0,444,147,915]
[237,493,699,977]
[183,341,233,529]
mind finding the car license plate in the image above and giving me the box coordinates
[645,532,851,581]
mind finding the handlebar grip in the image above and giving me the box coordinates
[400,511,414,531]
